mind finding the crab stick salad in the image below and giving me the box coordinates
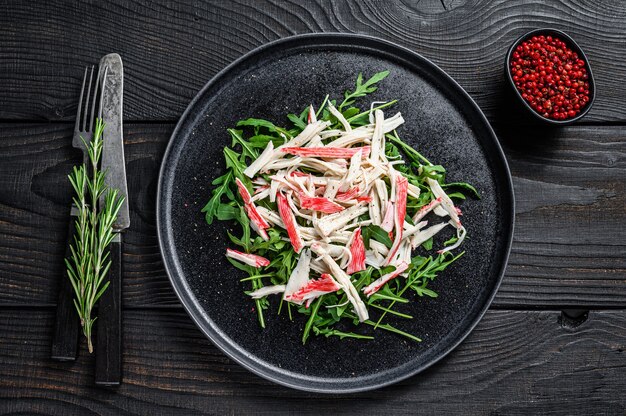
[202,71,479,343]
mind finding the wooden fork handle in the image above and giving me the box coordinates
[51,211,80,361]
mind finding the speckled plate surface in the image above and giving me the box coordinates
[157,33,514,393]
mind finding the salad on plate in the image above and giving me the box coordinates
[202,71,479,343]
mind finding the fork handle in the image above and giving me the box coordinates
[95,236,122,385]
[51,210,80,361]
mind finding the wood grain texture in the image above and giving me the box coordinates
[1,0,625,122]
[0,123,624,308]
[0,308,624,415]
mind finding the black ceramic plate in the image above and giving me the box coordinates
[157,34,514,393]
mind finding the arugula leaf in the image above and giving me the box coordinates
[228,129,258,161]
[215,203,239,221]
[341,107,360,119]
[302,296,324,344]
[287,113,307,130]
[347,100,397,125]
[249,134,284,148]
[443,182,481,199]
[339,70,390,111]
[226,257,251,273]
[313,327,374,340]
[227,231,244,248]
[237,118,292,139]
[421,165,446,175]
[363,225,393,249]
[447,192,466,200]
[223,147,248,185]
[387,132,432,166]
[237,205,251,252]
[414,287,439,298]
[201,171,233,224]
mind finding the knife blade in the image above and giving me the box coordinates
[99,53,129,230]
[95,53,127,386]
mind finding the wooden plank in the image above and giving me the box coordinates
[0,308,624,415]
[0,0,625,122]
[498,125,626,307]
[0,123,624,307]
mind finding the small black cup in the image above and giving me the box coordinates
[505,28,596,125]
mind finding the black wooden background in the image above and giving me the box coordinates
[1,1,625,414]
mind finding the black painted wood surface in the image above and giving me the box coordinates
[0,0,624,414]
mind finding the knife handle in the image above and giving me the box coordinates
[51,212,80,361]
[95,236,122,386]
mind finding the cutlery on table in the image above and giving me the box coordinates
[51,66,104,361]
[95,53,128,386]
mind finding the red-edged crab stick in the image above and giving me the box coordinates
[226,248,270,268]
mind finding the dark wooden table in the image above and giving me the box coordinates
[1,1,625,414]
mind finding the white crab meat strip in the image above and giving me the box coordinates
[310,258,330,274]
[398,240,413,270]
[316,203,368,237]
[328,102,352,132]
[256,206,283,227]
[407,182,420,199]
[369,239,390,256]
[327,113,404,148]
[365,250,385,268]
[374,179,388,206]
[323,179,341,200]
[369,110,385,163]
[249,285,286,299]
[438,223,467,254]
[289,174,329,187]
[263,156,303,172]
[311,243,369,322]
[319,129,343,139]
[433,205,449,217]
[362,261,409,297]
[306,134,323,147]
[402,220,429,238]
[285,191,314,221]
[340,149,362,191]
[409,222,449,249]
[243,140,274,178]
[380,201,395,232]
[246,120,330,177]
[413,197,442,223]
[327,232,352,244]
[251,187,270,202]
[299,158,347,176]
[427,177,462,228]
[326,131,372,148]
[369,189,382,226]
[283,249,311,300]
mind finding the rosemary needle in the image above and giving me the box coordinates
[65,118,124,353]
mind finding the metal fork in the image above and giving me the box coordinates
[74,65,104,164]
[51,65,104,361]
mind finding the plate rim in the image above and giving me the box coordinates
[156,32,515,393]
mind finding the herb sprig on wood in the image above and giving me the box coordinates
[65,119,124,352]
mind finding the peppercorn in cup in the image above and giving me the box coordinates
[505,28,595,125]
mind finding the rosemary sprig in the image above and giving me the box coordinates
[65,118,124,353]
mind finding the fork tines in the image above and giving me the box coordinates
[74,65,104,152]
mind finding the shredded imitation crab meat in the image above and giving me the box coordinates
[227,109,467,322]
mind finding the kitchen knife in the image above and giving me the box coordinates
[95,53,128,386]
